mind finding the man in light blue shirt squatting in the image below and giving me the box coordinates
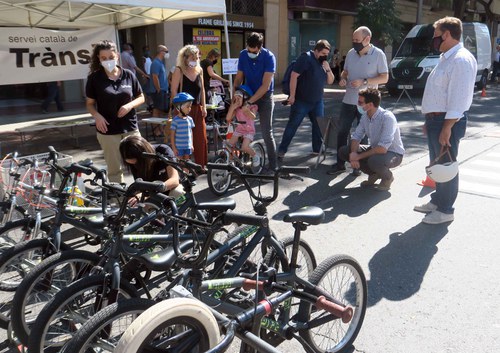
[337,88,404,191]
[414,16,477,225]
[234,32,278,170]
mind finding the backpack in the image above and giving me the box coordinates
[281,52,312,96]
[281,60,296,96]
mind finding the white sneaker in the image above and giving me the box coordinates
[422,210,454,225]
[252,155,260,167]
[413,202,438,213]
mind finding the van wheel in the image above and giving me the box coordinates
[477,70,488,90]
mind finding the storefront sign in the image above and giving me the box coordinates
[197,18,255,29]
[0,26,116,85]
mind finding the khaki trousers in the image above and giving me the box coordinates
[96,130,141,183]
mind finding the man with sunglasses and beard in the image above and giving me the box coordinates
[234,32,278,172]
[327,26,388,176]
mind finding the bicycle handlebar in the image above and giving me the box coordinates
[206,163,310,204]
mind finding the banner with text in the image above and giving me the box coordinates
[192,27,223,76]
[0,26,116,85]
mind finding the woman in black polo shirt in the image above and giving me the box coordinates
[86,40,145,183]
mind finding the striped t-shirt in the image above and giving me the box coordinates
[170,115,195,149]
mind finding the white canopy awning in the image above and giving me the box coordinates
[0,0,227,29]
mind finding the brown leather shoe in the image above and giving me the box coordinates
[360,174,379,187]
[375,176,394,191]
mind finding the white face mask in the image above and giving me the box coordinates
[165,52,170,60]
[247,52,259,59]
[357,105,365,115]
[188,61,197,68]
[101,59,117,73]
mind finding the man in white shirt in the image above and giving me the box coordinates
[121,43,148,78]
[414,16,477,225]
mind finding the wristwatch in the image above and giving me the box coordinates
[363,78,368,85]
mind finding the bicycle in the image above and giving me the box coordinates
[25,161,248,352]
[9,155,224,347]
[115,164,367,353]
[37,165,318,353]
[207,119,266,196]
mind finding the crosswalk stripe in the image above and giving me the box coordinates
[460,180,500,197]
[460,168,500,180]
[470,160,500,169]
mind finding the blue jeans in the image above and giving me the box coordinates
[256,92,277,169]
[425,113,467,214]
[336,103,361,164]
[278,99,324,155]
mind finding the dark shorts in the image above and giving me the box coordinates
[152,90,169,113]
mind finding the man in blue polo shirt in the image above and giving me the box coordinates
[234,32,277,170]
[278,39,334,159]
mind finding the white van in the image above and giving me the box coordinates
[386,22,491,96]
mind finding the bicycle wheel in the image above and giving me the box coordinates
[250,141,266,174]
[207,154,232,196]
[263,236,317,278]
[259,236,317,346]
[281,236,317,278]
[28,274,139,353]
[0,237,67,291]
[61,298,156,353]
[0,238,65,331]
[0,218,50,253]
[115,297,220,353]
[11,250,101,345]
[298,254,367,353]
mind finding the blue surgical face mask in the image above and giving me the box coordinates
[357,105,365,115]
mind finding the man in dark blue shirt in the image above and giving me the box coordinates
[234,32,278,170]
[278,40,334,159]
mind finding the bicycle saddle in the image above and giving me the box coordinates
[138,240,194,271]
[283,206,325,225]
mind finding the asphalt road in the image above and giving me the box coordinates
[0,84,499,352]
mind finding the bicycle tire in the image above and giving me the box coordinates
[114,297,220,353]
[298,254,367,353]
[0,238,69,330]
[27,274,139,353]
[207,154,232,196]
[249,141,266,174]
[0,218,50,254]
[281,235,317,278]
[61,297,156,353]
[263,236,317,277]
[11,249,101,345]
[0,236,71,291]
[259,236,316,347]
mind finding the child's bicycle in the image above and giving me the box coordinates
[208,120,266,196]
